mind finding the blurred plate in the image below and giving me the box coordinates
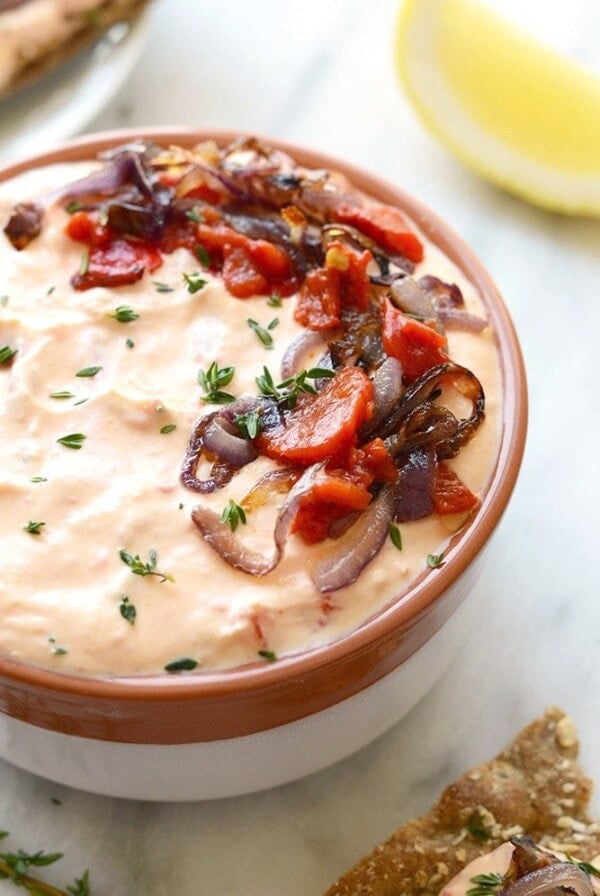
[0,5,152,164]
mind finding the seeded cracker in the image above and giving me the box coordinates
[325,708,600,896]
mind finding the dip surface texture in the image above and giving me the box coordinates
[0,158,501,676]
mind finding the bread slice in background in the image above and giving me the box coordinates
[0,0,150,100]
[326,707,600,896]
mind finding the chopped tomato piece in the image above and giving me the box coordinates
[334,202,424,263]
[257,366,374,465]
[71,240,162,291]
[222,245,268,298]
[292,476,372,544]
[382,298,448,383]
[358,438,399,483]
[65,211,112,248]
[183,183,223,205]
[325,240,372,311]
[294,266,341,330]
[432,462,479,515]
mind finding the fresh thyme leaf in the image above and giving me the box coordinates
[46,285,55,296]
[221,499,247,532]
[23,520,45,535]
[194,243,211,267]
[119,595,136,625]
[160,424,177,434]
[258,649,277,662]
[75,366,102,378]
[0,847,63,884]
[235,410,262,439]
[466,872,503,896]
[567,857,600,878]
[108,305,139,323]
[153,281,174,293]
[65,200,83,214]
[126,338,135,348]
[256,366,333,409]
[267,317,279,330]
[67,869,90,896]
[165,657,198,673]
[426,552,446,569]
[267,294,282,307]
[119,548,174,583]
[186,206,205,224]
[389,523,403,550]
[198,361,236,404]
[73,398,88,407]
[30,477,47,483]
[0,345,17,365]
[49,391,75,400]
[52,646,67,656]
[57,432,86,449]
[247,318,274,349]
[183,271,207,294]
[79,248,90,276]
[51,798,62,806]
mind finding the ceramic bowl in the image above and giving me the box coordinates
[0,129,527,800]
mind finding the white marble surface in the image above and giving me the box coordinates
[1,0,600,893]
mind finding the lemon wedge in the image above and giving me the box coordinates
[395,0,600,215]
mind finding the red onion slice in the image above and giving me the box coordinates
[390,449,436,521]
[203,417,258,466]
[310,487,395,593]
[391,277,437,320]
[192,463,324,576]
[359,357,403,441]
[280,330,326,379]
[499,864,593,896]
[437,308,488,332]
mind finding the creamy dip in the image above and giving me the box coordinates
[0,162,501,676]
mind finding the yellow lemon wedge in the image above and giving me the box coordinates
[395,0,600,215]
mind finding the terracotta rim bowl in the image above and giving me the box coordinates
[0,129,527,745]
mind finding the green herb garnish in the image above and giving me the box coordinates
[185,206,205,224]
[0,346,17,365]
[108,305,139,323]
[153,281,174,293]
[119,548,174,583]
[65,200,83,214]
[194,243,211,267]
[160,424,177,434]
[119,595,136,625]
[566,857,600,878]
[46,286,55,296]
[164,657,198,673]
[235,410,262,439]
[221,499,247,532]
[0,831,89,896]
[466,812,490,841]
[247,318,274,349]
[126,338,135,348]
[257,649,277,662]
[389,523,403,551]
[56,432,86,450]
[198,361,236,404]
[467,872,503,896]
[426,552,446,569]
[79,248,90,276]
[256,365,334,409]
[30,476,47,483]
[267,294,282,307]
[49,391,75,400]
[183,271,207,294]
[23,520,45,535]
[75,366,101,378]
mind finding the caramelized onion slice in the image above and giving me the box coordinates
[280,330,326,379]
[203,417,258,467]
[391,449,436,522]
[499,864,593,896]
[192,463,325,576]
[310,487,395,593]
[359,356,403,441]
[437,307,488,332]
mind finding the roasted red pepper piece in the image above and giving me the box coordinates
[432,462,479,515]
[71,240,162,290]
[382,298,448,383]
[294,266,342,330]
[257,366,374,466]
[196,223,294,297]
[334,202,424,263]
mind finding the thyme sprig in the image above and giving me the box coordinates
[221,500,247,532]
[0,346,17,366]
[466,872,503,896]
[255,365,334,409]
[198,361,235,404]
[119,549,174,583]
[0,832,89,896]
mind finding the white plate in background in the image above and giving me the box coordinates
[0,5,152,164]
